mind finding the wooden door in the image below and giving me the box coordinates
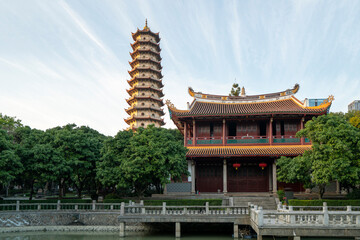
[196,162,223,192]
[228,164,268,192]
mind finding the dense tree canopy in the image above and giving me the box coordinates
[277,113,360,198]
[97,126,188,197]
[1,112,187,199]
[0,129,22,187]
[48,124,105,198]
[0,113,22,134]
[346,110,360,129]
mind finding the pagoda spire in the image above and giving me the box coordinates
[125,23,165,130]
[144,19,149,30]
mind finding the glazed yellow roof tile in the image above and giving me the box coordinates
[186,145,311,157]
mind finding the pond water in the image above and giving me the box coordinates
[0,232,353,240]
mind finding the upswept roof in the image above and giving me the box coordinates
[166,84,334,118]
[131,21,160,42]
[186,145,311,157]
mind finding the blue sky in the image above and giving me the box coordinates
[0,0,359,136]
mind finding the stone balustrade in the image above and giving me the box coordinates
[0,201,248,216]
[250,203,360,227]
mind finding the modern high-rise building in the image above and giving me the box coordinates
[348,100,360,112]
[124,20,165,130]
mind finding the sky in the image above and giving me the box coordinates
[0,0,359,136]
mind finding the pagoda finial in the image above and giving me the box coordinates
[144,19,149,30]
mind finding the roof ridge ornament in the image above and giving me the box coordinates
[188,84,300,102]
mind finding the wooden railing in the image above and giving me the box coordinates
[185,135,311,146]
[195,137,222,145]
[226,136,269,144]
[272,135,300,143]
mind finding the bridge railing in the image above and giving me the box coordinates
[0,201,125,211]
[277,203,360,212]
[121,202,248,216]
[0,201,249,216]
[250,203,360,227]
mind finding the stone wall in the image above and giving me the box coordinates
[0,211,150,233]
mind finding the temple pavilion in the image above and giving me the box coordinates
[166,84,334,193]
[125,20,165,130]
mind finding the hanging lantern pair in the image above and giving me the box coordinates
[259,162,267,170]
[233,163,241,170]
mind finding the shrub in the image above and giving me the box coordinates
[104,193,122,200]
[277,190,285,203]
[347,189,360,200]
[288,199,360,206]
[103,199,130,203]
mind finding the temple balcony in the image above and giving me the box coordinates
[185,135,311,146]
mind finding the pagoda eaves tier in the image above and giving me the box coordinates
[125,23,165,130]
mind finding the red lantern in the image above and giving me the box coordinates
[259,163,267,170]
[233,163,241,170]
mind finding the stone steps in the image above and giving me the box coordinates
[232,196,277,210]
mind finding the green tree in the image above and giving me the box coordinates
[277,114,360,199]
[98,126,188,198]
[97,130,133,193]
[0,129,23,196]
[0,113,23,135]
[14,126,62,200]
[229,83,240,96]
[277,152,314,190]
[347,111,360,129]
[50,124,105,198]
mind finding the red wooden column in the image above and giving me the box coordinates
[269,118,273,145]
[300,117,305,145]
[184,122,187,146]
[193,119,196,146]
[222,119,226,146]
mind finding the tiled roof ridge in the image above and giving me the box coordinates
[188,84,300,102]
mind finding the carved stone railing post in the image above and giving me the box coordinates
[323,202,329,226]
[120,202,125,215]
[229,197,234,207]
[258,207,264,227]
[289,206,295,224]
[92,200,96,211]
[140,200,145,214]
[57,200,61,211]
[347,206,352,223]
[205,202,209,215]
[16,201,20,211]
[162,202,166,215]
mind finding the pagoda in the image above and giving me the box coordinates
[166,84,334,193]
[125,20,165,129]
